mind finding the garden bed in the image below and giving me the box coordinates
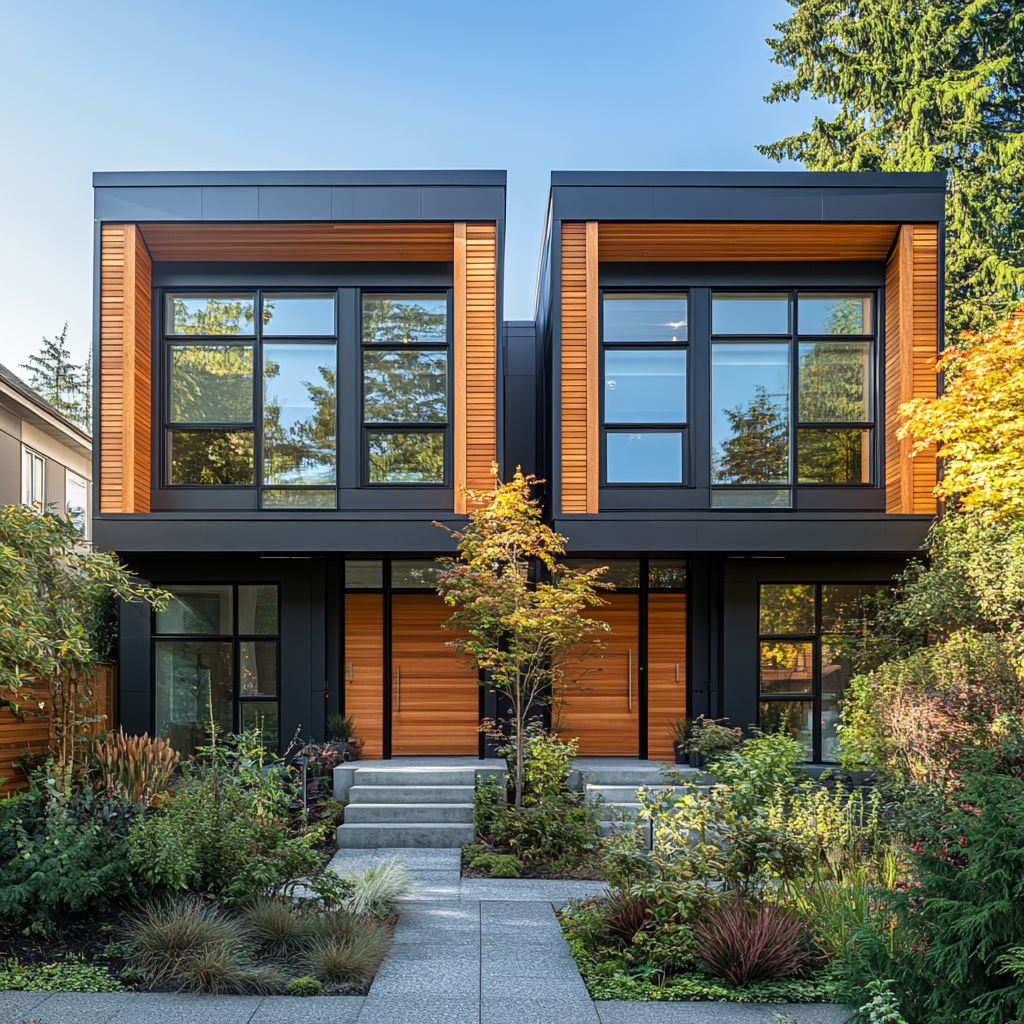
[460,844,604,880]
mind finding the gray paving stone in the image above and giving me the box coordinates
[113,993,264,1024]
[482,997,600,1024]
[26,992,132,1024]
[482,972,591,1000]
[461,879,577,901]
[0,990,53,1020]
[480,942,578,976]
[393,902,480,942]
[249,995,364,1022]
[356,997,480,1024]
[369,945,480,997]
[479,900,558,926]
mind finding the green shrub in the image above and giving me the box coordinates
[101,941,134,959]
[482,795,601,863]
[470,853,521,878]
[707,731,808,811]
[0,956,121,992]
[473,776,505,837]
[0,789,139,935]
[288,975,323,996]
[303,926,392,986]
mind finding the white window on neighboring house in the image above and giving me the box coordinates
[21,447,45,509]
[66,470,88,538]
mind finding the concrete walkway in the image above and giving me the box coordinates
[0,849,852,1024]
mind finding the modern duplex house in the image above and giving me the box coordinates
[92,169,944,764]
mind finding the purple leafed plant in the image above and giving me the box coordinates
[692,899,810,986]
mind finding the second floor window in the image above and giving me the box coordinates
[601,293,688,485]
[21,447,45,508]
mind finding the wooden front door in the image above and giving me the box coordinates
[390,593,480,755]
[344,593,384,759]
[647,592,687,760]
[558,593,640,756]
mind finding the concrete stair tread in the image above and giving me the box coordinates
[348,784,475,804]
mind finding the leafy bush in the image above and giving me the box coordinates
[287,975,323,996]
[707,730,808,811]
[692,899,810,986]
[0,788,139,935]
[302,926,392,986]
[326,715,356,744]
[89,730,178,808]
[343,859,410,918]
[0,955,121,992]
[502,725,578,805]
[470,853,521,878]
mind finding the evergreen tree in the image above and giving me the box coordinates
[20,323,91,428]
[757,1,1024,339]
[713,384,789,484]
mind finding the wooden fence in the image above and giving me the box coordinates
[0,665,117,796]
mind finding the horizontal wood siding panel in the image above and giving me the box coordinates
[647,593,687,761]
[100,226,126,512]
[344,593,384,759]
[465,223,497,496]
[911,224,939,512]
[139,222,454,262]
[598,222,899,262]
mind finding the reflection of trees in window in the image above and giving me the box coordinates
[263,360,336,484]
[363,351,447,423]
[798,429,866,483]
[760,583,815,635]
[798,343,868,423]
[362,298,446,345]
[169,431,254,485]
[368,433,444,483]
[173,298,254,336]
[822,299,863,335]
[713,384,789,484]
[170,346,253,423]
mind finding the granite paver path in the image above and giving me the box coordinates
[0,849,852,1024]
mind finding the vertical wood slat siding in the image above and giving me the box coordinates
[560,222,599,513]
[453,222,497,513]
[100,224,152,513]
[885,224,938,514]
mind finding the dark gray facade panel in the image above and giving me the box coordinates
[505,331,536,376]
[119,691,151,737]
[556,519,699,552]
[823,187,945,223]
[722,579,758,733]
[651,187,824,222]
[97,518,464,554]
[598,490,707,511]
[796,489,886,512]
[693,520,761,551]
[258,186,332,220]
[550,171,947,188]
[503,376,537,479]
[119,638,151,692]
[94,187,202,222]
[552,186,654,221]
[151,262,453,289]
[420,187,506,221]
[152,490,258,511]
[95,170,507,188]
[353,187,421,220]
[332,187,354,220]
[201,186,259,220]
[724,559,907,583]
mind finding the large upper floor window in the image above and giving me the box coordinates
[362,294,449,485]
[710,291,875,508]
[601,293,688,485]
[165,292,337,507]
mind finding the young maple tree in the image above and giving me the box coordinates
[899,303,1024,515]
[435,468,609,808]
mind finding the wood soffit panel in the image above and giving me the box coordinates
[597,222,900,262]
[138,222,456,262]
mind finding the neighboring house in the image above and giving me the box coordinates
[92,169,943,765]
[0,362,92,537]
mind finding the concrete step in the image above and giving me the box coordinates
[582,766,710,786]
[599,818,652,840]
[348,784,475,805]
[343,802,474,824]
[336,822,476,848]
[585,784,670,804]
[352,768,478,787]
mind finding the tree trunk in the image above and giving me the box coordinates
[514,710,525,809]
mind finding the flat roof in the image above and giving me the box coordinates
[550,170,947,188]
[93,170,507,188]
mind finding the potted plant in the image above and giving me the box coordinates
[326,714,356,756]
[685,716,742,770]
[344,736,364,762]
[668,718,692,765]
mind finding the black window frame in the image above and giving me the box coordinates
[599,288,691,488]
[359,289,453,488]
[756,580,882,763]
[709,288,879,506]
[151,582,282,752]
[161,288,340,508]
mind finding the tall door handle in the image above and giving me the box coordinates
[395,665,401,712]
[347,662,353,682]
[628,649,633,711]
[675,663,680,684]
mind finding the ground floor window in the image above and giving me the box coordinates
[154,583,280,753]
[758,581,884,762]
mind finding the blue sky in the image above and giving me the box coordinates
[0,0,829,373]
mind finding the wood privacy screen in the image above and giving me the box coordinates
[100,225,152,513]
[99,221,497,515]
[559,220,939,516]
[559,222,599,514]
[885,224,939,514]
[453,223,498,513]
